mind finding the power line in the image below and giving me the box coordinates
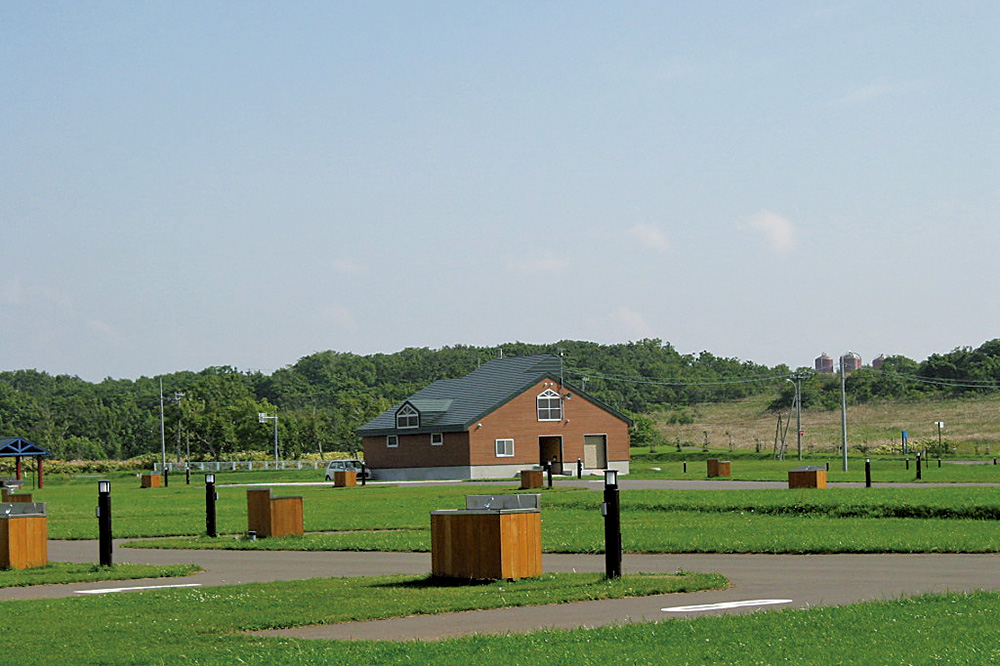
[564,367,789,388]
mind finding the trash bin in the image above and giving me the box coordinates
[332,471,357,487]
[707,459,731,478]
[246,488,304,538]
[431,494,542,580]
[140,474,162,488]
[1,501,48,569]
[520,469,544,489]
[788,466,827,489]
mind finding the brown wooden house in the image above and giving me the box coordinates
[358,355,631,481]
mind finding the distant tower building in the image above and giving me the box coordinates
[815,353,834,373]
[872,354,886,369]
[840,352,862,373]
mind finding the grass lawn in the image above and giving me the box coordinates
[0,571,726,665]
[629,450,1000,483]
[17,467,1000,554]
[0,562,200,588]
[1,572,998,664]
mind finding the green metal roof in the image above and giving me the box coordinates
[357,355,630,437]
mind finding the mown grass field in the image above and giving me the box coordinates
[15,463,1000,554]
[0,562,199,588]
[1,574,997,665]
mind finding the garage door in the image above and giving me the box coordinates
[583,434,607,469]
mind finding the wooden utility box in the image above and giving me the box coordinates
[140,474,162,488]
[431,495,542,581]
[520,469,544,489]
[707,459,731,478]
[788,467,827,489]
[246,488,304,538]
[1,502,48,570]
[332,471,357,487]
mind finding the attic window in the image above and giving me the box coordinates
[396,404,419,429]
[536,389,562,421]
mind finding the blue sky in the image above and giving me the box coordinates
[2,2,997,381]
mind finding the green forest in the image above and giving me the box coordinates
[2,339,1000,461]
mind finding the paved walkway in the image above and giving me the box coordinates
[7,540,1000,642]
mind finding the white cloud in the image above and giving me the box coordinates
[744,211,796,255]
[610,306,654,339]
[516,253,570,275]
[628,223,670,251]
[325,305,358,329]
[833,79,922,107]
[85,319,121,342]
[331,258,366,275]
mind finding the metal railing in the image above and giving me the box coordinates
[152,460,333,473]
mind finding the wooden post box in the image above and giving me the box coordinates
[707,459,731,478]
[520,470,544,489]
[140,474,162,488]
[246,488,304,538]
[1,502,48,570]
[333,471,357,487]
[788,467,827,489]
[431,495,542,581]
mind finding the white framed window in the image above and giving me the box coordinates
[386,435,398,448]
[495,438,514,457]
[431,432,443,446]
[536,389,562,421]
[396,404,419,429]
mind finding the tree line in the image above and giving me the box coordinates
[2,339,998,460]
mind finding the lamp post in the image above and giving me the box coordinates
[172,391,185,462]
[258,412,279,463]
[158,379,166,474]
[97,480,112,567]
[205,473,217,538]
[602,469,622,579]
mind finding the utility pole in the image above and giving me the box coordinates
[840,355,849,472]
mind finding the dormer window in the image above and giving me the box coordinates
[536,389,562,421]
[396,403,419,429]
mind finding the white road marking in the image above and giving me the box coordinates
[662,598,793,613]
[75,583,202,595]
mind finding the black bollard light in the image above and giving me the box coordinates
[205,473,217,538]
[163,466,169,488]
[905,458,909,470]
[186,465,191,485]
[683,461,687,473]
[916,453,922,480]
[577,458,582,480]
[545,462,553,488]
[97,480,113,567]
[360,463,367,487]
[602,469,622,579]
[865,458,872,488]
[938,458,942,468]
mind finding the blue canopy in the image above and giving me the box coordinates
[0,437,50,457]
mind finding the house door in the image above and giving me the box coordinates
[583,434,607,469]
[539,436,563,474]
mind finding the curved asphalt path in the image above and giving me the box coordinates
[5,478,1000,641]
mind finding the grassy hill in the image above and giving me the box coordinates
[649,392,1000,457]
